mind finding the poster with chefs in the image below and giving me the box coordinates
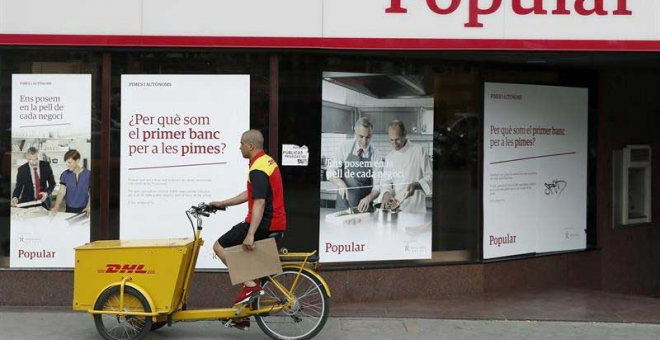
[10,74,92,268]
[319,72,434,262]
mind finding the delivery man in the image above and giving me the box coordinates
[209,129,286,315]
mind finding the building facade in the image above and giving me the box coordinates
[0,0,659,306]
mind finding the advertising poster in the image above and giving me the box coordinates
[120,75,249,269]
[10,74,92,268]
[483,83,588,259]
[319,72,434,262]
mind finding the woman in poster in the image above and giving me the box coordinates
[51,149,91,216]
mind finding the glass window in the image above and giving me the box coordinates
[0,49,103,268]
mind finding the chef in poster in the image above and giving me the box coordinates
[380,120,432,214]
[326,117,382,213]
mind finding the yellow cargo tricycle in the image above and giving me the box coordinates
[73,203,331,340]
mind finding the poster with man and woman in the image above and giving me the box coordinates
[9,74,91,268]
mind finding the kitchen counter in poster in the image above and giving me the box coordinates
[10,207,90,268]
[318,207,432,262]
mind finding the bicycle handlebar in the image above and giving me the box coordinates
[186,203,225,237]
[189,202,225,217]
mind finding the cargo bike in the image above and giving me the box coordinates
[73,203,330,340]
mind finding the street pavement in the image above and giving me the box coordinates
[1,309,659,340]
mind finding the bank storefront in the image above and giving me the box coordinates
[1,0,659,305]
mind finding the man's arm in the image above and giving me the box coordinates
[210,191,248,209]
[242,169,269,249]
[380,155,395,205]
[11,166,26,205]
[327,142,348,200]
[242,198,265,250]
[43,162,57,195]
[405,146,433,197]
[356,147,382,212]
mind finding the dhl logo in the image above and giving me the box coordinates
[98,264,155,274]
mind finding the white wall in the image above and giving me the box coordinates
[0,0,658,42]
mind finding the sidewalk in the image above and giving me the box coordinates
[2,288,660,339]
[331,288,660,323]
[1,308,660,340]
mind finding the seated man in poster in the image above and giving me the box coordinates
[326,117,382,213]
[381,120,432,214]
[11,147,56,210]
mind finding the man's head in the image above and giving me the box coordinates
[240,129,264,159]
[388,120,407,151]
[353,117,373,149]
[63,149,81,171]
[25,147,39,167]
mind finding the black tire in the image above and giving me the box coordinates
[254,269,330,340]
[93,286,153,340]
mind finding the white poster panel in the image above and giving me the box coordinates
[319,73,433,262]
[10,74,92,268]
[120,75,249,269]
[483,83,588,259]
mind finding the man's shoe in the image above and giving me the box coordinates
[233,283,263,305]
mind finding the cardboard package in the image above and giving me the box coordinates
[224,237,282,285]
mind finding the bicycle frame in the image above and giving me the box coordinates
[86,206,330,323]
[170,250,327,322]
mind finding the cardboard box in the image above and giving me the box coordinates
[224,238,282,285]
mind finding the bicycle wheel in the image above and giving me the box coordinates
[254,268,329,340]
[93,286,153,340]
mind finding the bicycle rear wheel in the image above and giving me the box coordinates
[254,268,329,340]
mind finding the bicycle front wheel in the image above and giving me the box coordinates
[93,286,153,340]
[254,268,329,340]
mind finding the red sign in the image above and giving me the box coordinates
[98,264,155,274]
[386,0,632,28]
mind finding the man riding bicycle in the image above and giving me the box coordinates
[209,129,287,309]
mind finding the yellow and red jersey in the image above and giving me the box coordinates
[246,151,286,231]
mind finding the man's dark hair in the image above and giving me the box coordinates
[26,147,39,156]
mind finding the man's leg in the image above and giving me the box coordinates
[213,240,228,266]
[216,222,260,303]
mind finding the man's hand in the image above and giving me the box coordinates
[10,197,18,207]
[405,182,421,198]
[210,200,227,209]
[357,197,372,212]
[242,233,255,251]
[38,192,48,202]
[336,182,349,201]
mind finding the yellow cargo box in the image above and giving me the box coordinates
[73,238,195,314]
